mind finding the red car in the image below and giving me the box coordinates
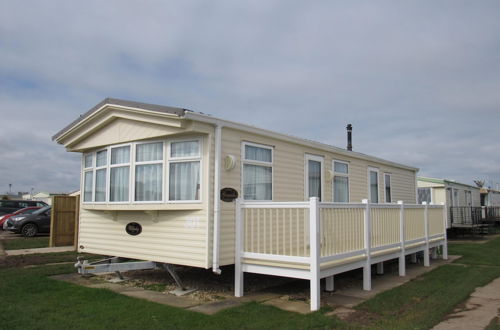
[0,207,42,230]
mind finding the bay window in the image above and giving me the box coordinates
[81,137,202,204]
[333,160,349,202]
[242,142,272,200]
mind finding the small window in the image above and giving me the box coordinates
[169,140,201,201]
[136,142,163,202]
[84,171,93,202]
[418,188,431,204]
[96,150,107,167]
[384,173,392,203]
[333,160,349,202]
[110,146,131,202]
[242,142,273,200]
[369,168,379,203]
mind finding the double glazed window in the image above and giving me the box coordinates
[418,188,431,204]
[82,139,201,203]
[242,143,272,200]
[333,160,349,202]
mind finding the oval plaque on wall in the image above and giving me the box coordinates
[220,187,238,202]
[125,222,142,236]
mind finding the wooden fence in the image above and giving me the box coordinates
[49,195,79,247]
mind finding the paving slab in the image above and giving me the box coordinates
[432,277,500,330]
[188,299,243,315]
[122,290,198,308]
[264,297,311,314]
[6,246,75,256]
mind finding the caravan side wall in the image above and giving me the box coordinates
[217,127,417,266]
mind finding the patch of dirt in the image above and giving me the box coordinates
[340,308,382,326]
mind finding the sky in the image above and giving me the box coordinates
[1,0,500,194]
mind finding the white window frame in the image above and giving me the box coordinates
[332,159,350,203]
[384,173,392,203]
[368,167,379,203]
[79,137,206,205]
[305,154,324,201]
[167,138,203,203]
[241,141,274,201]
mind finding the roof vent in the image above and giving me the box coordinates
[346,124,353,151]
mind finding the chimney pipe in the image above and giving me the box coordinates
[346,124,352,151]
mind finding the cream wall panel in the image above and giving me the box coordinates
[78,208,208,267]
[218,127,417,266]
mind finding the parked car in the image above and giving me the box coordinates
[0,200,48,216]
[5,205,52,237]
[0,206,42,229]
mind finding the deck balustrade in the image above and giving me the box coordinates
[235,198,447,311]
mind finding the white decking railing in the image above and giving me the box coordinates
[234,198,448,311]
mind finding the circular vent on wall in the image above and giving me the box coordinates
[125,222,142,236]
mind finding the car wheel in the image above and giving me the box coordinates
[21,223,38,237]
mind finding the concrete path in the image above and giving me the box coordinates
[5,246,75,256]
[432,277,500,330]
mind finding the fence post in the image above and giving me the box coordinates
[362,199,372,291]
[234,198,244,297]
[441,202,448,260]
[309,197,321,311]
[423,202,430,267]
[398,200,406,276]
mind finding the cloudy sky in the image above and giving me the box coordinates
[1,1,499,194]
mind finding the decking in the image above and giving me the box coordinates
[234,198,447,311]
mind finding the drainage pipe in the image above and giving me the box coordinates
[212,123,222,274]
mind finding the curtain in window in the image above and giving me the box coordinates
[334,176,349,202]
[245,145,272,162]
[169,161,200,200]
[96,150,107,167]
[370,171,379,203]
[171,141,199,157]
[135,164,162,201]
[110,166,129,201]
[84,171,93,202]
[308,160,321,199]
[95,169,106,202]
[418,188,431,204]
[243,164,272,200]
[111,146,130,164]
[137,142,163,162]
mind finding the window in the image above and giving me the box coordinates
[169,140,201,201]
[333,160,349,202]
[368,168,379,203]
[136,142,163,201]
[83,153,93,202]
[110,146,130,202]
[384,173,392,203]
[418,188,431,204]
[95,150,107,202]
[306,154,323,201]
[242,142,272,200]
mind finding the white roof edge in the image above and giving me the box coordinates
[184,112,419,172]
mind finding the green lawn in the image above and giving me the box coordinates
[0,237,499,329]
[2,236,49,250]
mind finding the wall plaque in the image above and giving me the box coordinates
[220,187,238,202]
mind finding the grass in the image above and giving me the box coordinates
[350,236,500,329]
[0,264,339,330]
[1,237,500,329]
[2,236,49,250]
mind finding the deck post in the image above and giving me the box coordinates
[309,197,321,311]
[326,276,334,292]
[423,202,430,267]
[441,202,448,260]
[234,198,244,297]
[398,201,406,276]
[362,199,372,291]
[376,263,384,275]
